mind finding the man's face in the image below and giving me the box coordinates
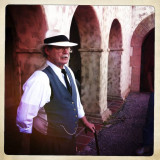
[45,46,71,69]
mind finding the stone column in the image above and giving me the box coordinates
[107,48,123,100]
[79,48,111,123]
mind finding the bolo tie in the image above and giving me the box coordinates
[61,69,72,95]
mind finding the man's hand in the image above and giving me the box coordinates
[80,116,95,133]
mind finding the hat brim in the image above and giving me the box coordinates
[37,41,78,52]
[50,41,78,47]
[42,41,77,47]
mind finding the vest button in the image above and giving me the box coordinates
[74,108,76,111]
[75,115,77,117]
[72,102,74,104]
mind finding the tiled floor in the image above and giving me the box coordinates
[75,123,103,152]
[108,99,124,114]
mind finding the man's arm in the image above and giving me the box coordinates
[16,71,51,154]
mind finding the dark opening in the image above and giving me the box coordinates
[140,28,154,92]
[69,16,81,94]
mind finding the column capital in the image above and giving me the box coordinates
[107,48,123,52]
[16,48,41,54]
[78,48,103,52]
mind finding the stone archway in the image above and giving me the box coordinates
[108,19,123,100]
[5,5,48,154]
[131,14,155,92]
[73,5,101,49]
[71,6,107,122]
[5,5,48,106]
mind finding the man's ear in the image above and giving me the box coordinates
[44,46,50,56]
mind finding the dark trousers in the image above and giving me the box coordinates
[30,128,76,155]
[143,92,154,146]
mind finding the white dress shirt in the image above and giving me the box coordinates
[16,60,85,134]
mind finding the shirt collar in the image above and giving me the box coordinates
[46,60,65,73]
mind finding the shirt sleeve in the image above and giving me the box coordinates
[67,67,85,119]
[16,71,51,133]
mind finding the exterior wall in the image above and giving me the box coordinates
[118,7,133,99]
[7,5,48,76]
[131,6,155,33]
[93,6,133,101]
[43,5,77,38]
[5,5,155,122]
[9,5,48,50]
[17,54,46,86]
[131,7,155,92]
[5,5,48,107]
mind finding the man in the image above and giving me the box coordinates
[136,92,154,155]
[16,34,95,155]
[136,53,154,156]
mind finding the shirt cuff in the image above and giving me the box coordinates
[17,124,32,134]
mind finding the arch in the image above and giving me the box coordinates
[131,14,155,47]
[140,29,154,92]
[73,5,101,48]
[109,19,123,49]
[5,5,48,107]
[5,5,48,154]
[130,14,155,92]
[7,5,48,51]
[69,5,102,96]
[107,19,123,99]
[69,5,103,120]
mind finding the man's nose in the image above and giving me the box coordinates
[62,47,70,53]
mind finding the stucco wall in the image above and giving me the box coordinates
[43,5,77,38]
[96,6,133,100]
[131,12,155,92]
[131,6,155,33]
[8,5,48,50]
[117,7,133,99]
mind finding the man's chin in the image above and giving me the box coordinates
[61,59,69,64]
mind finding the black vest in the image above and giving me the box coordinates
[42,66,78,139]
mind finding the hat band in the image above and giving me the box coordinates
[44,35,69,43]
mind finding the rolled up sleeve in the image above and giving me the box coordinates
[16,71,51,133]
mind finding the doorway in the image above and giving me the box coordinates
[140,29,154,92]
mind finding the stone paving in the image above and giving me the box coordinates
[77,92,151,156]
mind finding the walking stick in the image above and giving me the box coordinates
[85,128,100,155]
[94,130,100,155]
